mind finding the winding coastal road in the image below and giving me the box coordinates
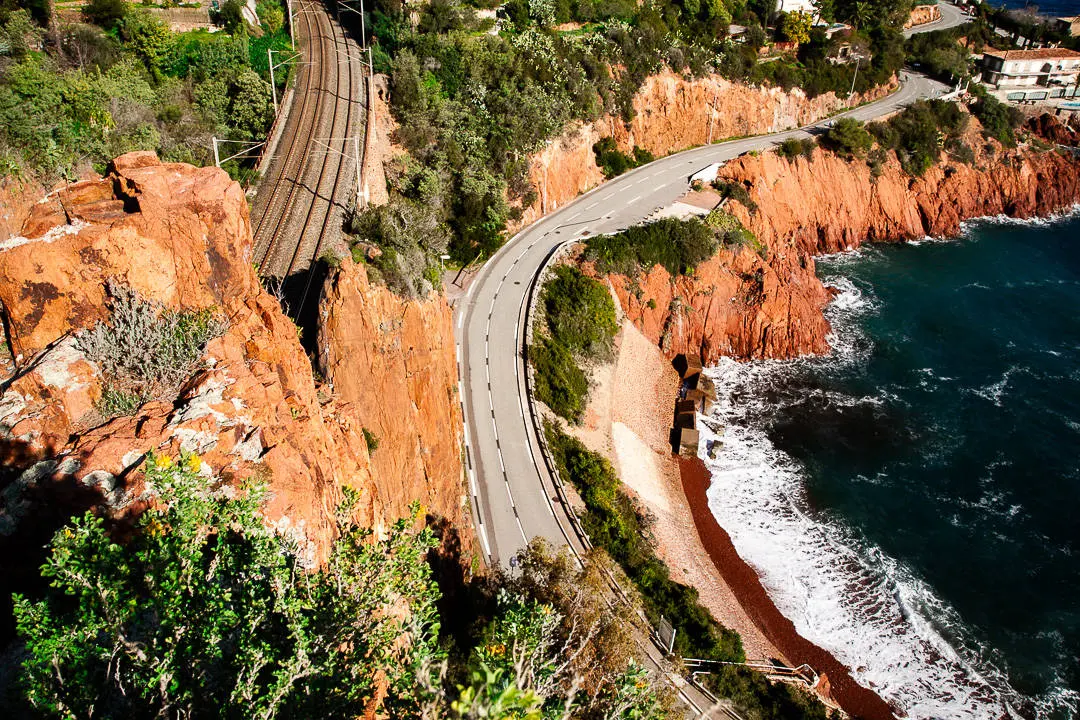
[452,4,963,715]
[456,70,951,569]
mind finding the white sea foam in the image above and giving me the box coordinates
[697,282,1050,720]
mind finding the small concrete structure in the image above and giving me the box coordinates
[673,353,703,380]
[676,427,700,456]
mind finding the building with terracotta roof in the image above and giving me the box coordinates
[980,48,1080,103]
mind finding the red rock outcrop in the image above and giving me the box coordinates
[904,4,942,29]
[599,116,1080,364]
[318,259,465,531]
[516,71,897,229]
[0,152,464,562]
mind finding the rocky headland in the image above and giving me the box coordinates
[0,153,465,582]
[597,115,1080,365]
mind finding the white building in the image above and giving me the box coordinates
[980,48,1080,102]
[776,0,816,15]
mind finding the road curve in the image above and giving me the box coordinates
[903,0,969,38]
[453,12,960,718]
[456,70,949,571]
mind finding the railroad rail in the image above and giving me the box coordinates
[250,0,365,298]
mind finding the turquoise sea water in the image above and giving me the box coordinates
[700,213,1080,718]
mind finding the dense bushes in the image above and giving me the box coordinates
[530,265,617,421]
[868,99,968,175]
[0,2,288,180]
[968,84,1023,145]
[584,217,719,276]
[905,25,974,82]
[593,137,655,178]
[822,117,874,158]
[775,137,816,162]
[545,423,744,663]
[13,456,675,719]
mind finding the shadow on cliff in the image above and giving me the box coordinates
[0,440,124,642]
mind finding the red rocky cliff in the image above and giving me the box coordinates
[602,118,1080,364]
[0,152,464,562]
[517,71,896,230]
[318,259,465,533]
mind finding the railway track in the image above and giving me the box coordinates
[250,0,364,295]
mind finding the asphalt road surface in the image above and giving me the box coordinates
[903,0,970,38]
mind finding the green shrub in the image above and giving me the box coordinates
[969,85,1022,145]
[76,281,225,416]
[822,117,874,158]
[593,137,654,179]
[775,137,815,162]
[13,455,443,719]
[712,180,758,213]
[531,335,589,422]
[705,210,764,255]
[584,217,718,276]
[363,427,380,453]
[539,265,618,360]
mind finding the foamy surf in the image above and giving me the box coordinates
[697,277,1030,720]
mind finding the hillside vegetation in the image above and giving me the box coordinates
[346,0,915,290]
[11,454,677,719]
[0,0,289,181]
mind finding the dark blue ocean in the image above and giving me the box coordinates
[1001,0,1079,17]
[700,214,1080,719]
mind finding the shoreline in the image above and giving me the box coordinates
[677,456,897,720]
[571,316,897,716]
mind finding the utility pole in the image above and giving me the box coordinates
[354,135,364,209]
[268,49,303,112]
[269,48,278,110]
[849,55,861,98]
[286,0,294,47]
[212,136,220,167]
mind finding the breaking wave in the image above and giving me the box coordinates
[698,274,1046,719]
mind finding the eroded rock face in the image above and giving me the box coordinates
[318,259,466,532]
[515,71,896,229]
[905,4,942,29]
[598,117,1080,363]
[0,152,463,564]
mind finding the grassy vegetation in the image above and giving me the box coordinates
[530,264,617,422]
[75,281,225,417]
[0,0,290,181]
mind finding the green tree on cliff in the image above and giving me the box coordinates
[14,454,444,719]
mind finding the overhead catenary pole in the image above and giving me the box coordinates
[268,48,278,111]
[360,0,365,46]
[354,135,363,208]
[286,0,294,47]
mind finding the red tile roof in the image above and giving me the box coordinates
[983,48,1080,61]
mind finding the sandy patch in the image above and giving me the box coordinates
[577,318,784,663]
[611,422,670,513]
